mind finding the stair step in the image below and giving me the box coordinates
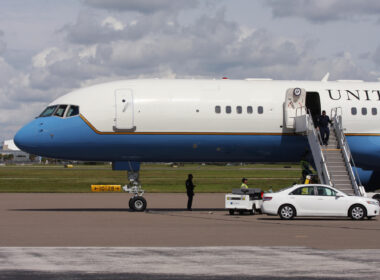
[334,184,353,188]
[330,172,349,176]
[327,165,346,169]
[327,162,346,166]
[331,175,349,178]
[325,157,344,160]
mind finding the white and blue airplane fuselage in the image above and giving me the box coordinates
[14,79,380,190]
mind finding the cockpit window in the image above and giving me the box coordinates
[39,105,58,117]
[66,105,79,117]
[54,105,68,117]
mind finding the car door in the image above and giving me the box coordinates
[288,186,318,215]
[315,186,348,216]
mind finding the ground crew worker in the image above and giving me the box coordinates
[241,177,248,189]
[185,174,195,211]
[301,159,312,183]
[317,110,332,146]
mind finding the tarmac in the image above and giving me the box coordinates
[1,193,380,279]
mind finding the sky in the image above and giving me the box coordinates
[1,0,380,141]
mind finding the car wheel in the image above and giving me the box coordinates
[229,209,234,215]
[349,205,366,220]
[279,204,296,220]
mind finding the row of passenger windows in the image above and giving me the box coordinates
[351,107,377,116]
[39,105,80,118]
[215,106,264,114]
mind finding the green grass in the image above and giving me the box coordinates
[0,163,304,193]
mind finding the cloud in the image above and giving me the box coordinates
[0,31,6,55]
[84,0,198,14]
[1,4,379,142]
[265,0,380,23]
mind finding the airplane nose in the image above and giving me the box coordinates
[14,120,40,153]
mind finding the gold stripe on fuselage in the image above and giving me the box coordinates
[79,114,380,136]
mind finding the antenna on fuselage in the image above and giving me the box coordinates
[321,72,330,82]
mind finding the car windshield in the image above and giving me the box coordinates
[39,105,57,117]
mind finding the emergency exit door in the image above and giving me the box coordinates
[113,89,136,132]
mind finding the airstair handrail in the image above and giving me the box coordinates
[331,107,343,119]
[331,113,362,196]
[306,111,332,186]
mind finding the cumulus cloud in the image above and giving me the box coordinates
[265,0,380,23]
[57,10,316,79]
[84,0,198,14]
[1,3,379,141]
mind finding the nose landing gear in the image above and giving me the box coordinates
[122,170,147,212]
[113,161,147,212]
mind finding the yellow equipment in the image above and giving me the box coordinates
[91,185,121,192]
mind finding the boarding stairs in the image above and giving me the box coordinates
[294,108,362,196]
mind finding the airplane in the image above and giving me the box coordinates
[13,75,380,211]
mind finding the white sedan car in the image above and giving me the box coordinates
[261,184,380,220]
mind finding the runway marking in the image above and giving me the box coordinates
[0,247,379,279]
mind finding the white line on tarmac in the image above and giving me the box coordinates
[0,247,379,278]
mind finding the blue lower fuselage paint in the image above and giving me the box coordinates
[14,116,380,188]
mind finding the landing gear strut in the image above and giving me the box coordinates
[113,161,147,212]
[123,170,147,211]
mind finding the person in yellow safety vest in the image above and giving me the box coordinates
[241,177,248,189]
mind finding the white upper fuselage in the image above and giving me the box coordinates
[52,79,380,134]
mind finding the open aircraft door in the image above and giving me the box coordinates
[284,88,306,129]
[113,89,136,132]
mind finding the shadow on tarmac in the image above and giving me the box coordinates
[10,208,226,212]
[257,217,366,221]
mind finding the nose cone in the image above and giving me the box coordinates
[14,120,40,154]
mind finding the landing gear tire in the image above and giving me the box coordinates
[349,205,366,220]
[128,197,134,210]
[229,209,235,215]
[279,204,296,220]
[130,196,147,212]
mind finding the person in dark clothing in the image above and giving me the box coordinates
[185,174,195,210]
[317,110,332,146]
[300,159,312,182]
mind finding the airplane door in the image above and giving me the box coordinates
[305,92,321,127]
[113,89,136,132]
[284,88,306,128]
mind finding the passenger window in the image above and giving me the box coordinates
[362,107,367,115]
[226,106,231,114]
[290,187,315,195]
[351,107,357,115]
[66,105,80,117]
[317,187,336,196]
[372,108,377,115]
[39,105,58,117]
[236,106,242,114]
[215,106,221,114]
[247,106,253,114]
[54,105,68,117]
[258,106,263,114]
